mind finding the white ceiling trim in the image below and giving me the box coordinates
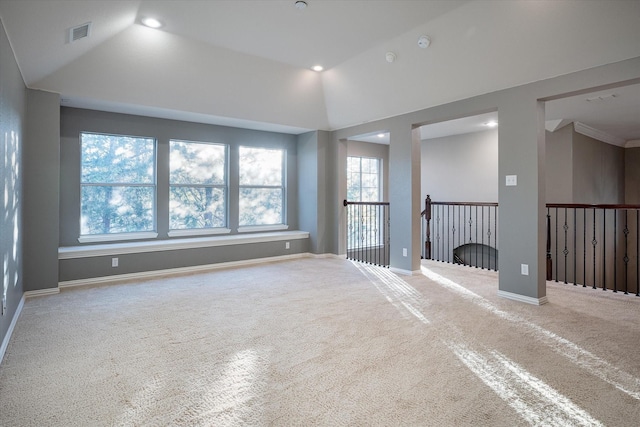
[574,121,626,148]
[545,119,573,133]
[626,140,640,149]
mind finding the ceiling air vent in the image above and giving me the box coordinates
[68,22,91,43]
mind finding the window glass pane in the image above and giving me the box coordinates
[170,140,226,185]
[239,147,283,186]
[80,132,156,236]
[347,156,381,202]
[365,158,378,174]
[362,188,379,202]
[169,187,225,229]
[81,133,154,184]
[347,157,359,173]
[239,188,283,226]
[81,186,154,234]
[347,187,360,202]
[361,173,378,188]
[361,158,372,173]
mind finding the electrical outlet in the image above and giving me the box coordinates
[402,248,408,257]
[521,263,529,275]
[506,175,517,186]
[112,257,119,268]
[285,241,290,249]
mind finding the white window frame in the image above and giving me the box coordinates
[168,139,230,236]
[347,156,382,202]
[346,156,384,250]
[238,146,287,230]
[78,132,157,242]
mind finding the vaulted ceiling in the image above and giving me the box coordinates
[1,0,639,137]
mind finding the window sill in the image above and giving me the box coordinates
[78,232,159,244]
[167,228,231,238]
[237,224,289,233]
[59,230,309,259]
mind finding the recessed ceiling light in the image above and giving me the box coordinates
[295,1,308,10]
[485,120,498,128]
[312,65,324,72]
[141,17,163,29]
[377,133,385,138]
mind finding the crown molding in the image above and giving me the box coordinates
[625,139,640,148]
[574,121,626,147]
[545,119,573,133]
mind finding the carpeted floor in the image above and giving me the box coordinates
[1,257,639,426]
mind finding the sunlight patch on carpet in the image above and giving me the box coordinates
[356,262,603,425]
[354,262,430,325]
[185,349,265,425]
[422,266,640,401]
[115,349,265,426]
[450,342,603,427]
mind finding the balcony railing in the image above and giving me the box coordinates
[547,204,640,295]
[344,200,390,267]
[422,195,640,296]
[422,195,498,271]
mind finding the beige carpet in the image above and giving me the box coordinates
[1,257,639,426]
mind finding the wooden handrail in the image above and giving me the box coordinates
[430,201,498,207]
[343,200,390,206]
[423,201,640,210]
[546,203,640,209]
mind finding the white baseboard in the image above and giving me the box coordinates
[24,288,60,298]
[498,290,549,305]
[0,295,25,366]
[390,267,422,276]
[59,252,314,289]
[311,253,343,260]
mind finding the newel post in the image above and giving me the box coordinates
[546,212,552,280]
[425,195,432,260]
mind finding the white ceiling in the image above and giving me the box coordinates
[1,0,639,138]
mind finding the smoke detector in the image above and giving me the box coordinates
[295,1,308,10]
[418,35,431,49]
[386,52,396,63]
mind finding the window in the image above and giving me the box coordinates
[346,156,384,249]
[80,132,156,236]
[347,156,381,202]
[239,146,285,226]
[169,140,227,230]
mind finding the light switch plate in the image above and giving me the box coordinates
[521,264,529,275]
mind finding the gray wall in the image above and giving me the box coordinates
[421,123,624,206]
[332,57,640,302]
[0,18,25,348]
[572,128,625,204]
[59,239,309,282]
[59,107,306,282]
[297,130,331,253]
[626,147,640,204]
[421,129,498,203]
[24,89,60,291]
[545,125,573,203]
